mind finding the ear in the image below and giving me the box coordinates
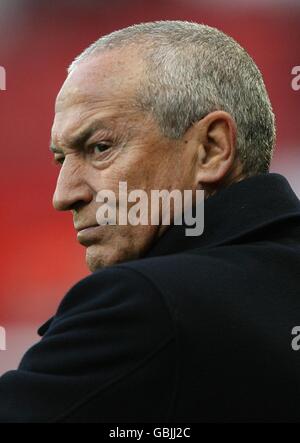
[189,111,238,186]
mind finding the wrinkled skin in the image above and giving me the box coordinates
[51,48,243,271]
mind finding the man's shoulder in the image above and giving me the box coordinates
[47,264,174,335]
[68,247,236,308]
[1,264,176,423]
[44,249,227,335]
[46,237,299,336]
[122,242,261,285]
[121,239,300,308]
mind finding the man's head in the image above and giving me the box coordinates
[51,21,276,271]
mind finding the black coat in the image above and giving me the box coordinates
[1,173,300,423]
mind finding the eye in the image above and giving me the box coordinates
[93,143,111,154]
[88,142,112,160]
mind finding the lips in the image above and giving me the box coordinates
[76,224,104,246]
[75,224,99,233]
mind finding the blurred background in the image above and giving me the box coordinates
[0,0,299,374]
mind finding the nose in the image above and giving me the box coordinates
[53,156,93,211]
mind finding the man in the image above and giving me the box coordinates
[0,21,299,423]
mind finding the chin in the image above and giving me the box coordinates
[84,226,158,272]
[85,242,138,272]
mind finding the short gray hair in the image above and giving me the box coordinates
[69,21,276,176]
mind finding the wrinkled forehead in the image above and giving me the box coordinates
[52,50,145,142]
[55,49,144,113]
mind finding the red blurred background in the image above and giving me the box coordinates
[0,0,299,374]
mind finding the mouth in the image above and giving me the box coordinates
[75,224,99,234]
[76,224,104,246]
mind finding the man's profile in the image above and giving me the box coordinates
[0,21,299,423]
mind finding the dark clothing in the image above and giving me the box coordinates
[0,173,300,423]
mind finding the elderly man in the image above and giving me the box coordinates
[0,21,300,423]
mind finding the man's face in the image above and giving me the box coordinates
[51,49,198,271]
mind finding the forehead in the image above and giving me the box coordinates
[56,49,143,112]
[52,49,144,143]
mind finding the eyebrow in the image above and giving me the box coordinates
[49,120,112,154]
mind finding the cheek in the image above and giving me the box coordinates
[86,164,124,194]
[86,144,183,195]
[99,156,148,191]
[123,151,168,190]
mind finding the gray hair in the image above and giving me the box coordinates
[69,21,276,176]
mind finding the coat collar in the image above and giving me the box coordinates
[38,173,300,337]
[145,173,300,259]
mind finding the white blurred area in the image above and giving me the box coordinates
[0,325,39,375]
[187,0,300,5]
[272,149,300,198]
[1,0,300,16]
